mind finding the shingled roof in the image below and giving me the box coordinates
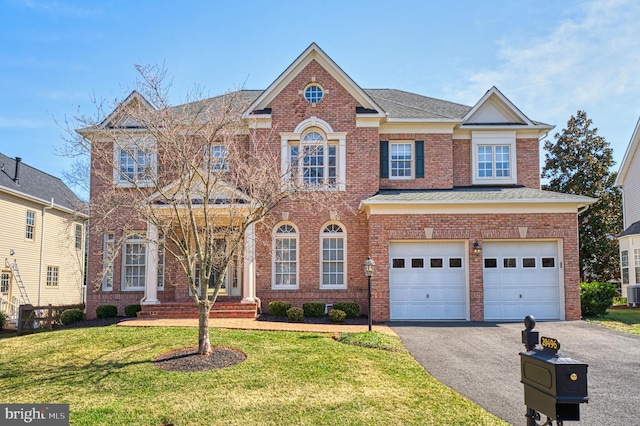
[0,152,84,213]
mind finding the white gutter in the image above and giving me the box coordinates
[37,198,54,305]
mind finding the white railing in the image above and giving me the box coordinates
[0,295,19,319]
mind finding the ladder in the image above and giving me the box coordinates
[5,259,31,305]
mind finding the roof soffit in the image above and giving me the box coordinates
[241,43,385,119]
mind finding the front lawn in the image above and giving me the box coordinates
[585,308,640,335]
[0,326,506,425]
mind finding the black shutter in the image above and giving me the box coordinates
[415,140,424,178]
[380,141,389,178]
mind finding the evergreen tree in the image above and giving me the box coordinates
[542,110,622,282]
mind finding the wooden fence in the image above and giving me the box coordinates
[17,303,84,336]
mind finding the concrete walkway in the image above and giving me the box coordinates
[118,317,397,335]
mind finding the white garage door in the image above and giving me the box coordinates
[389,242,467,320]
[483,241,561,321]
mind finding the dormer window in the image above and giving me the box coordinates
[304,84,324,104]
[471,131,517,185]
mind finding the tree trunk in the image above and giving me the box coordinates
[198,300,212,355]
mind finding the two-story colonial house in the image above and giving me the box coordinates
[84,44,594,321]
[0,153,87,319]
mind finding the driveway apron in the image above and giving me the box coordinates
[390,320,640,426]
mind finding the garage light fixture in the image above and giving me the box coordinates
[473,241,481,256]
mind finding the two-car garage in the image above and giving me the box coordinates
[389,241,562,321]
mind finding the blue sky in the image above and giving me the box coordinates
[1,0,639,196]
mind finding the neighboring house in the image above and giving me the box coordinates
[615,117,640,303]
[84,43,595,321]
[0,153,87,319]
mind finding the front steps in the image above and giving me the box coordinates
[138,301,258,319]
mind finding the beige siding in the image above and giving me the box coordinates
[622,147,640,228]
[0,191,84,307]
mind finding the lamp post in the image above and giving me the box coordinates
[363,256,375,332]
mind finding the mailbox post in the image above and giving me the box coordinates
[520,315,588,425]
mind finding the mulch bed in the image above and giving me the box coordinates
[256,313,369,325]
[153,346,246,372]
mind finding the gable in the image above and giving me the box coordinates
[100,91,154,129]
[463,87,532,125]
[242,43,384,119]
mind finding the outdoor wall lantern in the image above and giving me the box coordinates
[363,256,375,331]
[473,240,482,257]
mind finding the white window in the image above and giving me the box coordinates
[621,250,629,285]
[290,130,338,187]
[114,138,156,187]
[75,224,83,249]
[25,210,35,240]
[281,118,346,191]
[1,272,9,294]
[634,249,640,284]
[46,266,59,287]
[273,223,298,289]
[102,232,115,291]
[304,84,324,104]
[157,237,165,291]
[122,234,146,291]
[390,142,413,179]
[205,144,228,172]
[472,132,517,184]
[320,223,346,289]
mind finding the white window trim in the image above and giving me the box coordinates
[389,140,415,181]
[46,265,59,287]
[272,222,299,290]
[25,210,35,240]
[205,144,229,172]
[621,250,629,285]
[157,237,165,291]
[471,131,517,185]
[281,117,347,191]
[121,233,146,291]
[102,232,115,291]
[113,137,157,188]
[319,221,347,290]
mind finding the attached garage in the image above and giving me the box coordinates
[483,241,562,321]
[389,241,467,320]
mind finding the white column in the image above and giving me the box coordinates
[241,222,256,304]
[141,222,160,305]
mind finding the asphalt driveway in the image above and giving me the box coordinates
[390,320,640,426]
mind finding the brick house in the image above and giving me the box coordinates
[84,43,594,321]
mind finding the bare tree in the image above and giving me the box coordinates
[65,65,339,355]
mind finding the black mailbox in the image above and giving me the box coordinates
[520,316,588,423]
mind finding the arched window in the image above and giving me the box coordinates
[273,223,298,289]
[290,129,337,187]
[320,223,346,289]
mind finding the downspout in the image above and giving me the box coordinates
[38,198,54,306]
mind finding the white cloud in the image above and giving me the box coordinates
[451,0,640,121]
[23,0,101,17]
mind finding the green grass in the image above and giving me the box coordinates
[337,331,406,352]
[586,308,640,335]
[0,326,507,426]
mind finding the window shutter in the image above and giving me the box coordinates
[415,140,424,178]
[380,141,389,179]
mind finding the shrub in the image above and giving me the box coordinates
[332,301,361,319]
[125,304,142,317]
[268,301,291,317]
[60,309,84,325]
[286,307,304,322]
[329,309,346,323]
[303,302,326,318]
[0,311,8,330]
[580,282,617,317]
[96,304,118,319]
